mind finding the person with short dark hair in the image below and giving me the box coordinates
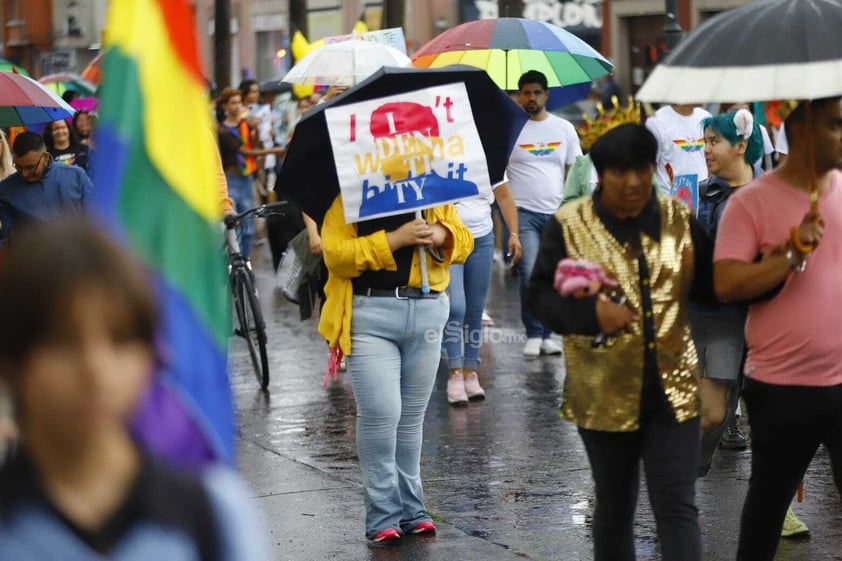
[0,131,91,239]
[508,69,582,357]
[72,109,95,146]
[528,123,714,561]
[0,218,269,560]
[714,96,842,561]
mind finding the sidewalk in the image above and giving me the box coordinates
[238,440,529,560]
[231,248,839,561]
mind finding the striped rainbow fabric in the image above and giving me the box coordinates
[90,0,233,467]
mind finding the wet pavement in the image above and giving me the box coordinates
[231,244,842,560]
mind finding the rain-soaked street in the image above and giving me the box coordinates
[230,243,841,561]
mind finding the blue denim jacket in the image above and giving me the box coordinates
[0,161,92,238]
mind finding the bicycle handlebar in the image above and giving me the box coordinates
[224,200,289,228]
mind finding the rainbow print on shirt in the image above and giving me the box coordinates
[519,141,562,156]
[672,138,705,152]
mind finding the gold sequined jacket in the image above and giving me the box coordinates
[553,195,701,431]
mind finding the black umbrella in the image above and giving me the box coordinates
[637,0,842,103]
[275,65,528,225]
[259,79,292,95]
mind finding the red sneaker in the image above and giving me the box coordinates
[372,528,401,543]
[409,521,437,535]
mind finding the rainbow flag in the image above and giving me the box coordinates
[90,0,232,467]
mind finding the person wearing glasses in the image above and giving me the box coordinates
[0,131,91,240]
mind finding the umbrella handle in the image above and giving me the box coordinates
[790,227,815,255]
[416,210,430,294]
[790,195,820,255]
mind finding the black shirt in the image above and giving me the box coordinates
[49,144,89,172]
[353,212,416,290]
[0,450,219,559]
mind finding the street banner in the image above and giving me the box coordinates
[325,83,490,223]
[323,27,407,55]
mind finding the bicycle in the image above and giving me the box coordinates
[224,201,288,390]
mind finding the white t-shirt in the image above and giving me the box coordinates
[645,106,710,195]
[455,177,506,238]
[775,123,789,155]
[507,114,582,214]
[249,103,276,169]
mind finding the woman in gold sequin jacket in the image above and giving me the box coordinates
[527,124,715,561]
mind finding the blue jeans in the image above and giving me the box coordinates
[347,293,450,537]
[225,173,255,257]
[443,232,495,371]
[516,208,554,339]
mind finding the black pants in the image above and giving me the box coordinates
[737,379,842,561]
[578,410,701,561]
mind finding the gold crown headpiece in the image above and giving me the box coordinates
[576,96,642,151]
[778,100,800,122]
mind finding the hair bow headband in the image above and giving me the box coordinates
[733,108,754,140]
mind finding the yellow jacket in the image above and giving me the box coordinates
[318,195,474,355]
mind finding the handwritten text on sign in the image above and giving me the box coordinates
[325,83,490,223]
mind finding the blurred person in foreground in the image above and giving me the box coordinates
[0,219,268,560]
[714,96,842,561]
[528,124,715,561]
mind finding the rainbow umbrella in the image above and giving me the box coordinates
[412,18,612,108]
[0,71,75,126]
[0,58,28,76]
[39,73,97,97]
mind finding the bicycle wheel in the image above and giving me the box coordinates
[234,267,270,390]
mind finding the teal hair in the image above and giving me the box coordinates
[700,110,763,165]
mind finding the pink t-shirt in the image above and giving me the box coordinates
[715,170,842,386]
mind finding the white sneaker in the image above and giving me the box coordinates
[523,337,542,357]
[540,339,563,355]
[482,310,495,327]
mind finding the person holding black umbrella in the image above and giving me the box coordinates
[319,193,473,543]
[714,96,842,561]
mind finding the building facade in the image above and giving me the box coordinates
[2,0,753,97]
[1,0,105,76]
[604,0,748,97]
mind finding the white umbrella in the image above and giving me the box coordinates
[281,40,411,87]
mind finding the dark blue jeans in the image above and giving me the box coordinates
[515,208,553,339]
[578,410,702,561]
